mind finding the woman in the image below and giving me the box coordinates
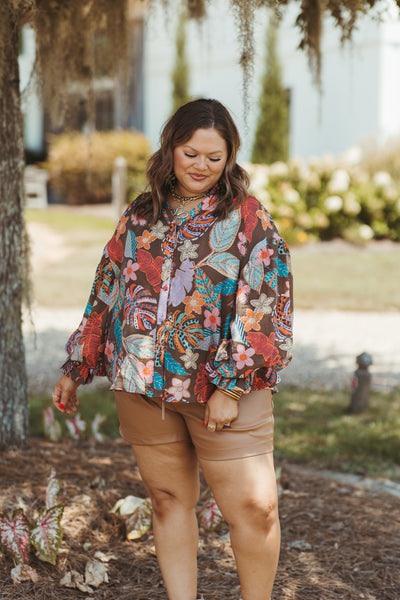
[53,98,293,600]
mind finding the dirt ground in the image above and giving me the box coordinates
[0,439,399,600]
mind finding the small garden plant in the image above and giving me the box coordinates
[0,468,64,583]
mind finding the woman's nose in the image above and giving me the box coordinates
[193,156,207,170]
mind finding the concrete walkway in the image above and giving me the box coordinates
[23,307,400,395]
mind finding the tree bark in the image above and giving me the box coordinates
[0,1,29,449]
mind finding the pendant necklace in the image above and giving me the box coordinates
[169,184,211,225]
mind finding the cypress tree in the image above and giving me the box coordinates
[252,17,289,164]
[171,11,191,112]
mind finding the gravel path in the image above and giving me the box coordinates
[23,306,400,396]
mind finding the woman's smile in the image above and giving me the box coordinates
[173,128,228,197]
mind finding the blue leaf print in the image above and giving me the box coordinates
[197,332,221,350]
[222,312,232,339]
[99,275,119,306]
[113,317,123,352]
[278,238,288,255]
[203,252,240,279]
[242,239,266,292]
[265,268,278,292]
[123,334,155,360]
[215,278,237,296]
[243,262,263,292]
[119,356,144,393]
[153,372,164,390]
[209,209,240,252]
[125,230,137,260]
[276,257,289,277]
[164,351,188,376]
[231,315,247,344]
[195,268,221,307]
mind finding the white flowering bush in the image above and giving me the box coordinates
[245,155,400,244]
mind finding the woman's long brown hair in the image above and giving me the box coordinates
[134,99,250,224]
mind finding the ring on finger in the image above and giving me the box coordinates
[207,423,216,432]
[223,422,231,428]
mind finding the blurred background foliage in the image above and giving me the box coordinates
[246,142,400,245]
[44,130,151,204]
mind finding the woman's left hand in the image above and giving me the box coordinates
[204,389,239,432]
[52,375,80,415]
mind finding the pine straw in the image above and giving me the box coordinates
[0,439,399,600]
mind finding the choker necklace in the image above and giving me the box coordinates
[170,185,211,204]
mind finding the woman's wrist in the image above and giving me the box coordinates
[220,387,243,401]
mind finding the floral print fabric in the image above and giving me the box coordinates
[62,191,293,403]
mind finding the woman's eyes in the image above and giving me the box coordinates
[184,153,221,162]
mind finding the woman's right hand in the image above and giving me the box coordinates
[52,375,80,415]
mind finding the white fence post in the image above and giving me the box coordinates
[112,156,128,221]
[24,166,48,209]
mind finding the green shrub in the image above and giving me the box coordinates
[252,17,289,164]
[44,130,151,204]
[245,156,400,244]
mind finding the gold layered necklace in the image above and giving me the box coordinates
[169,184,211,224]
[170,187,210,203]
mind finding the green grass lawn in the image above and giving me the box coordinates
[274,387,400,479]
[29,386,400,480]
[26,206,400,311]
[26,207,115,307]
[30,386,119,439]
[26,207,400,480]
[291,241,400,311]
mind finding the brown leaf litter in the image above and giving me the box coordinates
[0,438,399,600]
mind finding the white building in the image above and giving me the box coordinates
[143,0,400,161]
[19,26,44,156]
[20,1,400,162]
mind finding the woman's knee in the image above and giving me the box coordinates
[147,485,199,519]
[228,494,279,533]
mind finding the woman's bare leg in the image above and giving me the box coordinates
[132,441,200,600]
[200,453,280,600]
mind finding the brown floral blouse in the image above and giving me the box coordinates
[62,190,293,403]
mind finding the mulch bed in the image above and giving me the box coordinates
[0,439,399,600]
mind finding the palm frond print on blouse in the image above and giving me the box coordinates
[62,191,293,403]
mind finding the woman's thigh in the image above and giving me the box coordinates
[132,441,200,509]
[199,452,278,522]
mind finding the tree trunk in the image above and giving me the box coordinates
[0,2,29,449]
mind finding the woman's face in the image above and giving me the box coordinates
[173,128,228,197]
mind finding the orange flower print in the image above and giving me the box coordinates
[137,230,157,249]
[232,344,255,369]
[137,360,154,385]
[167,377,191,402]
[237,232,247,256]
[183,290,204,315]
[243,309,263,332]
[237,281,250,304]
[123,259,140,282]
[254,245,274,267]
[256,208,273,231]
[204,308,221,332]
[116,215,128,240]
[104,340,114,361]
[131,214,146,226]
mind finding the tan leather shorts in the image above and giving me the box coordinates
[114,388,274,461]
